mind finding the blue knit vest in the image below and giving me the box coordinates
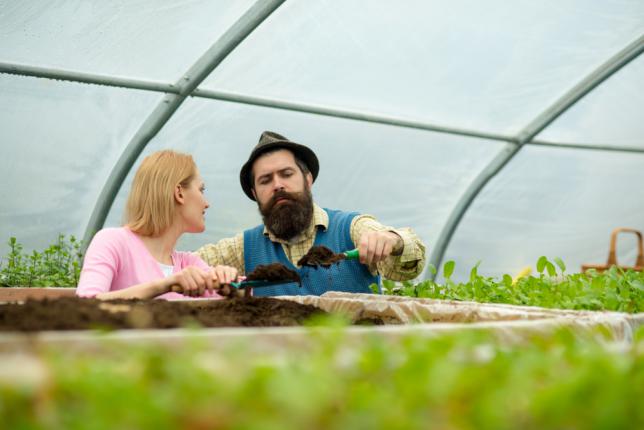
[243,208,380,296]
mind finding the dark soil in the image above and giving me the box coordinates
[298,246,346,268]
[246,263,301,284]
[0,296,327,332]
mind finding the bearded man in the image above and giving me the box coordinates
[195,131,426,296]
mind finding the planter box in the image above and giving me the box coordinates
[284,291,644,327]
[0,287,75,302]
[0,292,640,356]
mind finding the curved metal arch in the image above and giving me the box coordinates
[81,0,286,250]
[423,34,644,280]
[2,14,640,267]
[519,34,644,144]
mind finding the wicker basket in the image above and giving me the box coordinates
[581,227,644,272]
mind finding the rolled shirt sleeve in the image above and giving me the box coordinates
[194,233,246,275]
[350,214,426,281]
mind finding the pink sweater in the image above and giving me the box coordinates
[76,227,222,300]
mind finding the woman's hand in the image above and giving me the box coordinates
[169,266,214,297]
[169,265,239,298]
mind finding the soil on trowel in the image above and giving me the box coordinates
[246,263,301,284]
[0,296,326,332]
[298,246,346,268]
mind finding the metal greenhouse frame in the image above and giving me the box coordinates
[1,1,643,280]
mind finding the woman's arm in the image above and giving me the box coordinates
[78,231,237,300]
[78,230,214,300]
[95,266,218,300]
[94,277,171,300]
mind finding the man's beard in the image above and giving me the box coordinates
[259,186,313,241]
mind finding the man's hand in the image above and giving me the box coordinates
[358,231,403,266]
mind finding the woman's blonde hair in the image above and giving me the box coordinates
[125,150,196,236]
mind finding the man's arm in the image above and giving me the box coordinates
[194,233,246,276]
[350,215,426,281]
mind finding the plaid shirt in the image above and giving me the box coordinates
[195,204,426,281]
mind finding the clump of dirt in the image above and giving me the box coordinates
[354,317,385,326]
[246,263,301,284]
[298,246,346,268]
[0,296,326,332]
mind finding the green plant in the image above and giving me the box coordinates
[379,257,644,313]
[0,235,83,287]
[0,325,641,429]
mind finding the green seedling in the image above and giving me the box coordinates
[0,234,83,287]
[382,257,643,313]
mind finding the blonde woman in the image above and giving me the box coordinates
[76,150,237,300]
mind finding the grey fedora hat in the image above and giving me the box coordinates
[240,131,319,201]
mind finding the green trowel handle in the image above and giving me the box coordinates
[230,280,298,289]
[343,249,360,260]
[170,279,295,295]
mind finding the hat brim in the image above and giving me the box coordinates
[240,140,319,201]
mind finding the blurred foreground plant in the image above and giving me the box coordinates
[0,325,641,430]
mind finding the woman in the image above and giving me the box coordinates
[76,150,237,300]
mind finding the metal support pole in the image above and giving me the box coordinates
[81,0,286,250]
[424,35,644,280]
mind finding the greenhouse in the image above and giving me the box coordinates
[1,1,643,429]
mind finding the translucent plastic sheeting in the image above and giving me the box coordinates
[201,0,644,135]
[537,53,644,148]
[0,74,162,254]
[445,145,644,281]
[104,97,505,262]
[0,0,253,82]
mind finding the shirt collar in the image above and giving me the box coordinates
[263,203,328,244]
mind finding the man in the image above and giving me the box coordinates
[196,131,426,296]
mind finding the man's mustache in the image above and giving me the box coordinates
[267,190,297,210]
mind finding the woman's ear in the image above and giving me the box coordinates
[174,184,185,204]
